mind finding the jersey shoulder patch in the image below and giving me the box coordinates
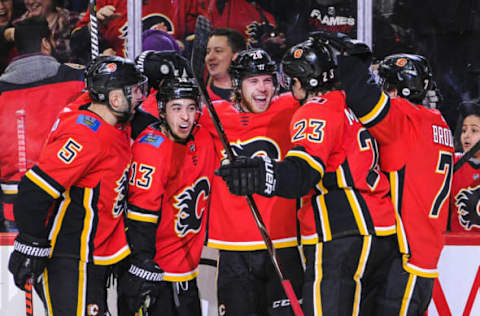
[139,133,165,148]
[76,114,101,132]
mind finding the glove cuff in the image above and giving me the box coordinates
[128,259,163,282]
[14,234,51,258]
[259,156,277,196]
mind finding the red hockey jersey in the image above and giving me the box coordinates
[200,93,300,250]
[139,92,159,118]
[0,65,85,220]
[75,0,208,57]
[128,125,217,281]
[450,153,480,233]
[357,95,454,277]
[286,91,396,245]
[21,107,132,265]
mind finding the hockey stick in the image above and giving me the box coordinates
[16,109,34,316]
[25,279,34,316]
[454,139,480,173]
[89,0,99,59]
[191,16,304,316]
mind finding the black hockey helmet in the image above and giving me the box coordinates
[281,36,337,95]
[378,53,433,104]
[135,50,192,89]
[156,77,201,114]
[85,55,148,104]
[229,48,277,89]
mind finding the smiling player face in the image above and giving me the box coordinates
[239,74,275,113]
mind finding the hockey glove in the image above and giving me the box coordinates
[8,233,51,290]
[309,30,372,62]
[119,257,164,312]
[246,21,277,47]
[215,156,278,197]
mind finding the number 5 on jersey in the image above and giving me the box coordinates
[57,138,83,164]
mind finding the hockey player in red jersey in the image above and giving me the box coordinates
[329,33,454,315]
[8,56,148,315]
[200,48,304,316]
[216,36,398,316]
[120,77,217,315]
[73,0,208,57]
[450,101,480,233]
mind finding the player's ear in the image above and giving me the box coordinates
[108,89,123,109]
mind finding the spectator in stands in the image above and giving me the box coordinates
[4,0,83,63]
[0,0,25,73]
[0,16,85,230]
[205,27,245,102]
[450,100,480,233]
[72,0,208,58]
[0,0,13,26]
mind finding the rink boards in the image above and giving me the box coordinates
[1,233,479,316]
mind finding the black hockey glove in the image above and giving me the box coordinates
[8,233,51,290]
[246,21,277,47]
[119,257,164,312]
[215,156,278,197]
[309,30,372,62]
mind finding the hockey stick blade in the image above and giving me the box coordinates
[190,15,304,316]
[454,139,480,173]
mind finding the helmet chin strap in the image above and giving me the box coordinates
[290,85,309,106]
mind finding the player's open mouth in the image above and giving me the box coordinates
[253,96,267,106]
[179,123,191,131]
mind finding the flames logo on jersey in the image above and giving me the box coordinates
[455,185,480,230]
[119,14,175,55]
[112,166,130,218]
[222,137,281,161]
[174,177,210,237]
